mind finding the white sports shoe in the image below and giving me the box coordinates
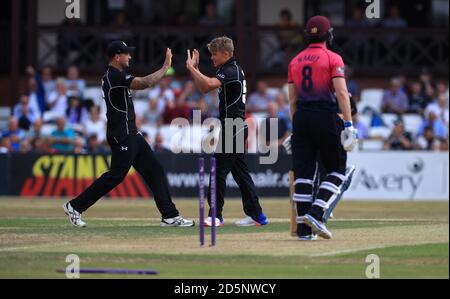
[235,216,257,227]
[161,216,195,227]
[303,214,332,239]
[63,202,86,228]
[298,234,318,241]
[203,217,224,227]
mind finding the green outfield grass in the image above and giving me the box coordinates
[0,198,448,279]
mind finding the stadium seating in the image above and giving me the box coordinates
[0,107,10,131]
[133,99,148,118]
[84,86,108,119]
[381,113,399,129]
[368,126,391,139]
[358,88,384,114]
[360,139,384,151]
[403,114,424,136]
[357,114,371,129]
[83,87,103,106]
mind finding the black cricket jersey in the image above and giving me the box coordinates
[101,65,137,138]
[215,57,247,122]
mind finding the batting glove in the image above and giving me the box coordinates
[282,134,292,154]
[340,122,358,152]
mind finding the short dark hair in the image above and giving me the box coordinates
[280,9,292,20]
[305,35,329,44]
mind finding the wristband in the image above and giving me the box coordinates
[344,121,353,128]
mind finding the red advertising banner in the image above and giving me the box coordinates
[13,154,151,198]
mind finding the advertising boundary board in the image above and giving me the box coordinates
[1,152,448,201]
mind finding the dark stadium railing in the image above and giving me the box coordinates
[0,24,11,73]
[29,26,449,78]
[256,26,449,76]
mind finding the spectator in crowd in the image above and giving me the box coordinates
[415,126,440,151]
[276,8,303,61]
[143,98,163,126]
[198,2,226,26]
[85,134,107,154]
[381,5,408,44]
[25,118,44,140]
[152,133,172,153]
[31,136,55,154]
[381,77,409,115]
[383,120,413,150]
[47,78,69,121]
[73,137,86,154]
[179,80,202,105]
[439,139,449,151]
[408,81,430,114]
[19,140,32,153]
[66,66,87,99]
[30,137,44,153]
[275,92,289,115]
[41,66,56,98]
[162,95,191,124]
[164,67,183,92]
[346,66,360,103]
[196,98,211,123]
[346,7,370,27]
[397,73,409,94]
[66,96,89,131]
[418,111,448,140]
[49,117,75,152]
[13,95,40,131]
[425,93,449,126]
[1,117,26,151]
[84,106,106,143]
[0,137,12,153]
[27,76,46,117]
[248,81,276,113]
[436,80,449,102]
[26,66,47,116]
[352,114,369,140]
[419,68,436,103]
[263,102,289,151]
[204,89,220,118]
[105,11,133,41]
[275,92,291,130]
[148,75,175,114]
[381,5,408,28]
[278,8,298,29]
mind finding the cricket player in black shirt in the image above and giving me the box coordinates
[63,41,194,228]
[186,36,268,227]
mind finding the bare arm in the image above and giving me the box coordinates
[288,83,297,120]
[186,50,221,94]
[188,67,222,94]
[332,77,352,123]
[130,48,172,90]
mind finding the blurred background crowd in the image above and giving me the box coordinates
[0,63,448,154]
